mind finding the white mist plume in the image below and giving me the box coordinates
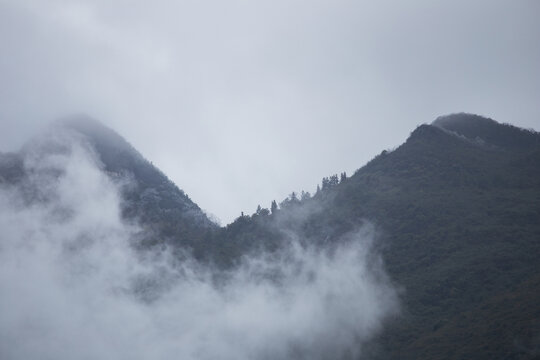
[0,131,398,360]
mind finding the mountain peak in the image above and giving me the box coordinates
[36,115,218,238]
[56,113,107,129]
[432,113,539,151]
[54,115,141,161]
[432,113,498,129]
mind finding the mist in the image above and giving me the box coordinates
[0,130,398,359]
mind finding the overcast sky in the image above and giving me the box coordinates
[1,0,539,224]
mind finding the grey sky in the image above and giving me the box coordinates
[1,0,539,224]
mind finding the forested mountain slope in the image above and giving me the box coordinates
[213,113,540,359]
[59,117,218,246]
[0,116,218,249]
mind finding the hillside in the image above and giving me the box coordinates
[350,115,540,359]
[0,116,218,250]
[60,117,218,246]
[212,113,540,359]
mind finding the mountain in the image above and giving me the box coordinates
[347,114,540,359]
[1,113,538,359]
[433,113,539,151]
[0,116,218,250]
[60,116,218,245]
[207,113,540,359]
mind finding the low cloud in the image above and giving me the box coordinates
[0,131,398,360]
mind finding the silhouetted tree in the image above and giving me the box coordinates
[270,200,278,214]
[322,175,339,190]
[322,177,329,190]
[280,192,302,209]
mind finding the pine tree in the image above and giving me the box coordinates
[290,192,298,202]
[271,200,278,214]
[322,177,329,190]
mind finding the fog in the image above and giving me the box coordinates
[0,131,398,359]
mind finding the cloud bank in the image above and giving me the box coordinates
[0,131,398,359]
